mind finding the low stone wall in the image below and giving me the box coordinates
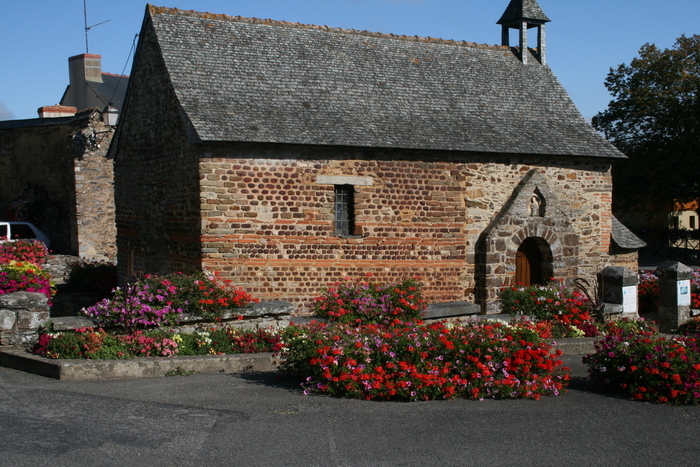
[2,293,484,346]
[0,292,50,346]
[32,298,295,340]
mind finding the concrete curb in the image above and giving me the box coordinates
[0,347,281,380]
[1,337,596,381]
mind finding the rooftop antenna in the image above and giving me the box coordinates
[84,0,110,53]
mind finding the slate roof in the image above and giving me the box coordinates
[61,73,129,112]
[144,5,623,159]
[498,0,551,25]
[612,216,647,249]
[0,110,93,130]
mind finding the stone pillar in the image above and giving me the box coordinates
[656,261,693,333]
[597,266,639,318]
[0,292,50,346]
[519,22,528,65]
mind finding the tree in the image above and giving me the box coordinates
[592,35,700,217]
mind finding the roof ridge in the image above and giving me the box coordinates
[102,72,129,78]
[148,4,508,52]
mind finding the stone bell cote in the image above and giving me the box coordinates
[497,0,551,65]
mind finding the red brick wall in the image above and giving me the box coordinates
[196,145,626,313]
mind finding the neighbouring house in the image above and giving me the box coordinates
[0,54,127,260]
[111,1,644,313]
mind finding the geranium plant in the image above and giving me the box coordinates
[0,260,55,303]
[0,239,49,265]
[584,330,700,405]
[312,275,426,324]
[498,281,592,326]
[281,320,569,401]
[142,271,258,320]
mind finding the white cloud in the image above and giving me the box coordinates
[0,101,15,121]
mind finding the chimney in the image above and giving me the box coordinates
[69,54,103,84]
[37,105,78,118]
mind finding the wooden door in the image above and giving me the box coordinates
[515,238,543,286]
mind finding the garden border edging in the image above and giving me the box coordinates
[0,346,280,380]
[1,337,596,380]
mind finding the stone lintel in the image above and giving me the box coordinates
[316,175,374,186]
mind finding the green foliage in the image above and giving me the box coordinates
[592,34,700,214]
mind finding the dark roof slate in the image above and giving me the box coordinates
[612,216,647,249]
[0,109,93,130]
[145,5,622,158]
[90,74,129,112]
[498,0,551,25]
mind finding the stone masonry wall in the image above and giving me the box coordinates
[0,119,80,253]
[114,19,203,282]
[72,114,117,260]
[0,112,116,260]
[197,144,624,312]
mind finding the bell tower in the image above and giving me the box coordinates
[497,0,551,65]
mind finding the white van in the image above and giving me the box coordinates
[0,222,51,249]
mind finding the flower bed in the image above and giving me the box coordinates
[81,271,258,332]
[280,319,569,401]
[32,326,283,359]
[312,275,425,325]
[584,328,700,405]
[0,239,48,265]
[0,240,55,304]
[0,260,55,304]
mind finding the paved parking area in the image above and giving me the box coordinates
[1,355,700,466]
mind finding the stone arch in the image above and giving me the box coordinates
[475,169,579,313]
[515,236,552,285]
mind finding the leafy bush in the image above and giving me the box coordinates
[0,260,55,304]
[0,239,49,265]
[67,259,118,299]
[31,326,282,359]
[584,331,700,405]
[142,271,258,320]
[311,275,426,324]
[280,320,569,401]
[498,281,592,326]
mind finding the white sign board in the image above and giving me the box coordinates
[622,286,637,314]
[678,280,691,307]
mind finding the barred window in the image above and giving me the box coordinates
[334,185,355,236]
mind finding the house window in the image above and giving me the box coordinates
[691,216,696,230]
[334,185,355,236]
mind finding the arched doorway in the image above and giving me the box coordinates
[515,237,551,286]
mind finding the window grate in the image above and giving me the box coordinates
[334,185,355,236]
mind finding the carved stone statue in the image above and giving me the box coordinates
[529,193,541,217]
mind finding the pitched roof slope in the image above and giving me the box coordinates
[145,5,623,158]
[498,0,551,25]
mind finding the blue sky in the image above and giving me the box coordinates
[1,0,698,122]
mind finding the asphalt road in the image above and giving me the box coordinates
[1,355,699,466]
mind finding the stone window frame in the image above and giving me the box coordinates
[316,175,373,238]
